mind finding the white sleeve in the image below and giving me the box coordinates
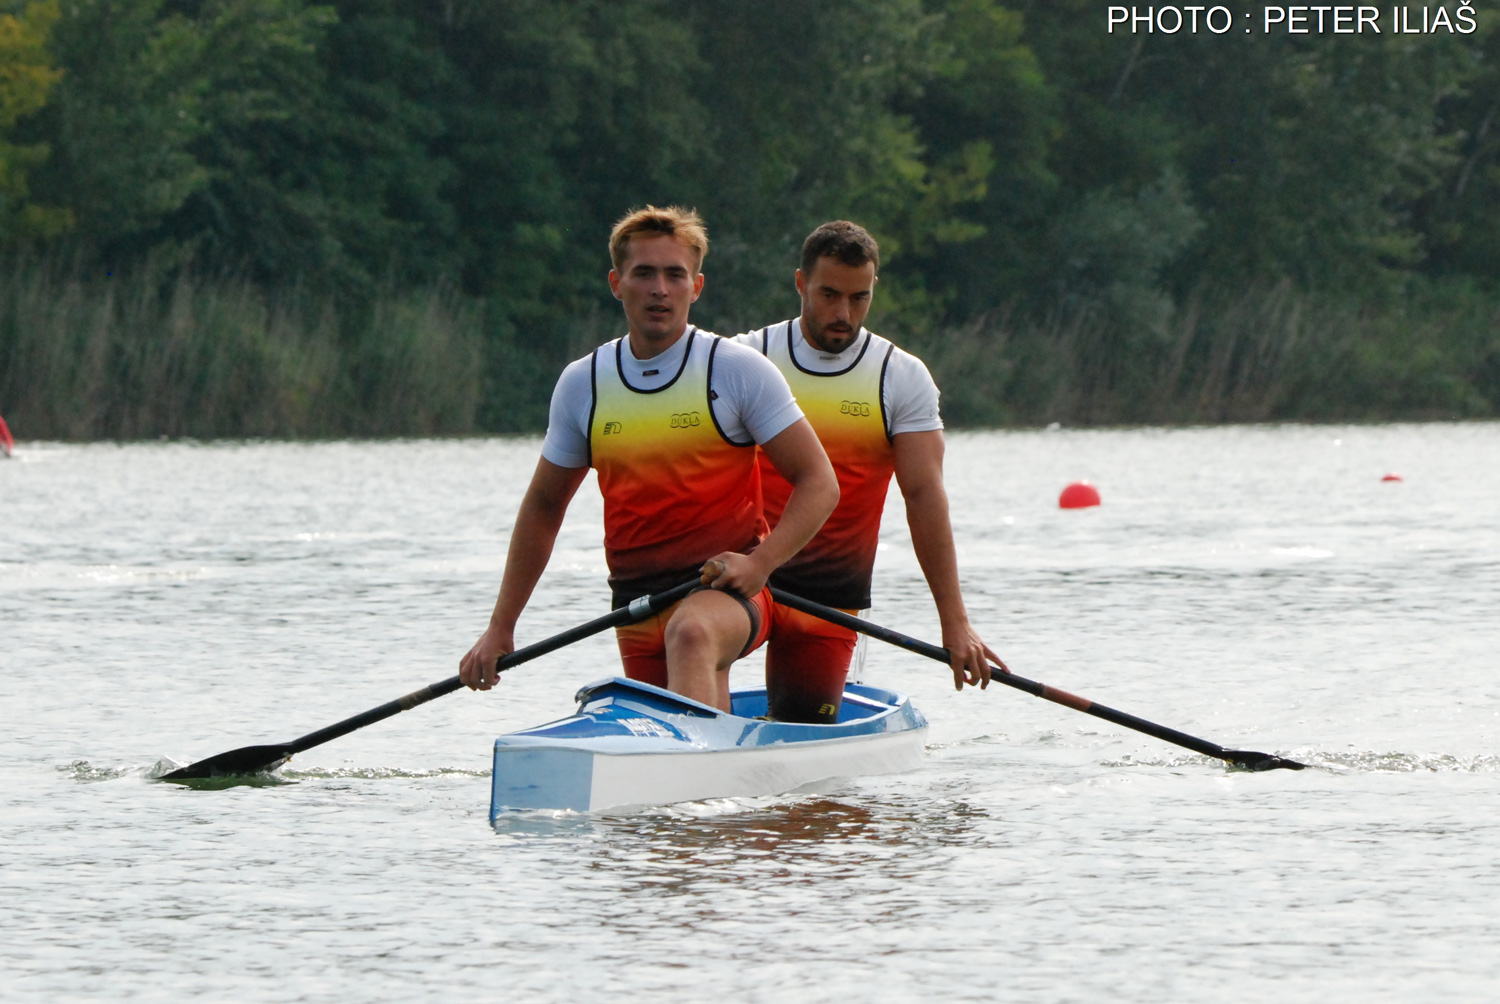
[730,329,765,351]
[883,347,943,436]
[539,356,595,468]
[710,339,804,444]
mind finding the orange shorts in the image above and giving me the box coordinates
[614,586,773,689]
[764,601,859,723]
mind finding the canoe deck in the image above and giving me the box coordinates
[491,676,928,815]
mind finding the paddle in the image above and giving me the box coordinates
[161,578,701,780]
[768,587,1306,772]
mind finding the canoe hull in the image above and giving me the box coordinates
[491,677,927,815]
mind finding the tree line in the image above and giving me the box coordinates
[1,0,1497,438]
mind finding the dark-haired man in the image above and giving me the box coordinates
[461,206,838,711]
[738,220,1004,722]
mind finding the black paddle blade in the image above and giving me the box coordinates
[1222,750,1307,772]
[159,743,295,781]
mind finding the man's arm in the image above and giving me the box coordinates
[459,457,588,690]
[892,430,1006,690]
[703,418,838,597]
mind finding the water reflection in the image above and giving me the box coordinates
[582,797,989,894]
[492,794,990,861]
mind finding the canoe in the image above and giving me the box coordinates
[490,676,928,816]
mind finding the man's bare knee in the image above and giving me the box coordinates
[664,612,715,655]
[664,593,748,669]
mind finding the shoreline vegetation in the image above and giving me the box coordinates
[2,2,1499,438]
[2,259,1495,442]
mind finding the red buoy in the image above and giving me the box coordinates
[1381,473,1403,482]
[1059,481,1101,509]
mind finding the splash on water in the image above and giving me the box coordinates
[1098,749,1498,773]
[57,759,141,783]
[144,763,488,789]
[282,765,489,780]
[927,732,1011,750]
[1097,751,1307,771]
[1315,750,1500,773]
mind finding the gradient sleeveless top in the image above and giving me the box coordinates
[590,328,766,606]
[757,321,896,608]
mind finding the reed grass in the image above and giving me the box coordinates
[906,280,1500,427]
[0,260,483,439]
[1,260,1495,440]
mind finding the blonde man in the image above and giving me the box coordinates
[461,207,838,710]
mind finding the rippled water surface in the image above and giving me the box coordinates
[3,424,1498,1002]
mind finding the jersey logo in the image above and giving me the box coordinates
[601,421,623,435]
[669,411,702,429]
[839,400,873,417]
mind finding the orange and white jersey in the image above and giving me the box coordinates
[738,319,941,608]
[543,327,803,605]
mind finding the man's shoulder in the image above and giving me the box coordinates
[552,347,606,403]
[704,332,797,417]
[730,320,797,353]
[862,331,934,379]
[558,349,598,380]
[567,334,620,363]
[859,327,910,357]
[708,331,781,371]
[889,342,934,375]
[727,329,765,352]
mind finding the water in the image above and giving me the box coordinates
[3,424,1497,1002]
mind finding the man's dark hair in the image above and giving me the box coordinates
[799,220,880,277]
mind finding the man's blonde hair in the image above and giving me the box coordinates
[609,205,709,272]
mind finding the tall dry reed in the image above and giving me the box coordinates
[902,280,1499,426]
[0,262,484,440]
[2,263,1494,439]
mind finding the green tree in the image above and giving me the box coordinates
[669,0,1007,332]
[891,0,1057,322]
[174,0,459,292]
[433,0,707,310]
[0,0,69,242]
[1167,31,1468,294]
[23,0,465,293]
[1420,21,1500,285]
[23,0,215,261]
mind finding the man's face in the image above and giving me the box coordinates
[796,256,876,353]
[608,234,704,347]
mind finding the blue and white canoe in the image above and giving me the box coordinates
[491,676,928,816]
